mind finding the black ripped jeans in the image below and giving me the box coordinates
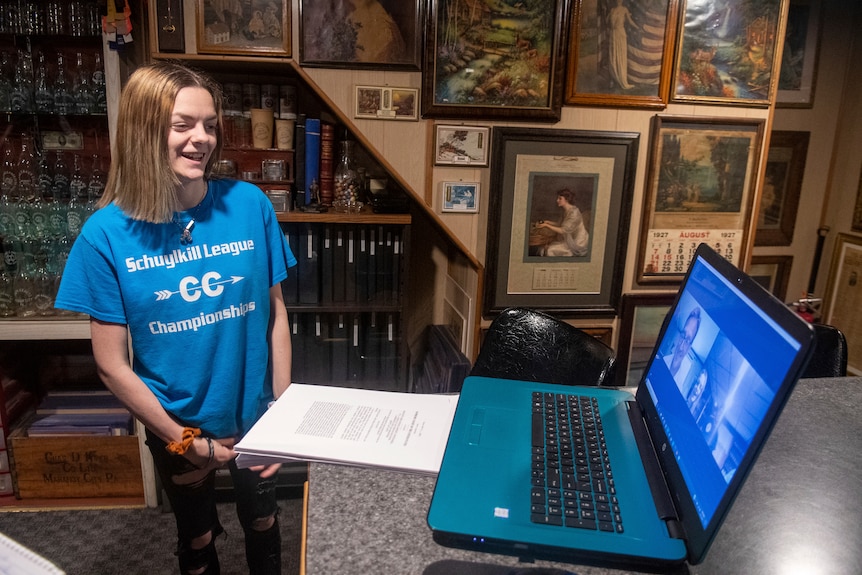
[146,428,281,575]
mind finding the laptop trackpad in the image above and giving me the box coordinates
[467,407,518,450]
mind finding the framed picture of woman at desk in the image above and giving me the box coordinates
[565,0,680,109]
[483,127,638,318]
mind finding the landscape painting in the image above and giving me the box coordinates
[422,0,566,121]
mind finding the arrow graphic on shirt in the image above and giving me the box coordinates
[154,276,245,301]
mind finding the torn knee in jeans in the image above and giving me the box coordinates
[250,514,276,532]
[178,534,220,575]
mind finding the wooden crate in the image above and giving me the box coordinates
[8,431,144,499]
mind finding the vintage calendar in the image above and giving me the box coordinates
[642,229,741,277]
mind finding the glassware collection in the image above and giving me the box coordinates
[0,136,104,318]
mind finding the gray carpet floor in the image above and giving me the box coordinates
[0,496,304,575]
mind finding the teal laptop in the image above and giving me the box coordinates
[428,243,815,571]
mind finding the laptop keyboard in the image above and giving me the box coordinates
[531,392,624,533]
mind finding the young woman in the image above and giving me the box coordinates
[535,188,590,257]
[55,61,296,575]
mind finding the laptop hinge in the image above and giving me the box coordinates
[626,401,684,540]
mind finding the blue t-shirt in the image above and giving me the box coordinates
[56,178,296,438]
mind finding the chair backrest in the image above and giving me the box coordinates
[802,323,848,378]
[469,307,617,386]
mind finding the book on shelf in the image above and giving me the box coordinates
[234,383,458,475]
[304,118,321,206]
[319,225,333,304]
[35,390,126,414]
[294,114,306,207]
[25,411,133,437]
[331,227,346,302]
[282,229,300,305]
[319,122,335,206]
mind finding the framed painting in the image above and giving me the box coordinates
[638,115,765,285]
[776,0,822,108]
[483,127,639,318]
[749,255,792,301]
[614,293,676,387]
[196,0,290,57]
[822,233,862,375]
[441,181,480,213]
[434,125,491,167]
[671,0,784,106]
[756,130,809,246]
[354,86,419,121]
[421,0,567,122]
[299,0,422,70]
[854,170,862,233]
[565,0,680,109]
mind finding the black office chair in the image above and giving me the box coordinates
[802,323,848,378]
[469,307,617,386]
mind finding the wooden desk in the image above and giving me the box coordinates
[302,377,862,574]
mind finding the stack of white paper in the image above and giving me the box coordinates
[234,384,459,475]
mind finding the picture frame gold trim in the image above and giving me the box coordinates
[776,0,822,108]
[756,130,809,246]
[565,0,679,109]
[483,127,639,318]
[196,0,291,57]
[749,255,793,301]
[671,0,784,107]
[822,233,862,375]
[421,0,568,122]
[637,115,765,285]
[615,293,676,387]
[299,0,422,70]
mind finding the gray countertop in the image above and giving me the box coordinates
[304,377,862,574]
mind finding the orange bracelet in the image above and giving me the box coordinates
[165,427,201,455]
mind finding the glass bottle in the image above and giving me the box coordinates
[72,51,94,115]
[0,50,13,113]
[66,154,87,238]
[334,140,360,211]
[86,154,105,212]
[10,48,33,113]
[52,151,70,201]
[0,141,16,201]
[53,52,74,115]
[12,250,35,317]
[31,239,54,316]
[0,254,15,317]
[92,51,107,114]
[33,50,53,113]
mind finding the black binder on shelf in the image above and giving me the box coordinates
[290,313,307,382]
[332,228,346,302]
[347,314,363,383]
[360,312,381,384]
[330,313,349,383]
[356,227,370,303]
[297,224,320,304]
[367,227,378,302]
[345,227,357,303]
[378,313,398,385]
[392,230,402,304]
[381,228,395,304]
[374,226,386,303]
[282,226,300,305]
[309,313,330,383]
[320,225,333,304]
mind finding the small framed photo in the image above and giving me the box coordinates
[615,293,676,387]
[749,255,792,301]
[354,86,418,121]
[434,125,490,167]
[441,182,479,213]
[776,0,822,108]
[196,0,291,57]
[822,233,862,374]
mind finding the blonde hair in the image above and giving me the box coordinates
[100,61,224,223]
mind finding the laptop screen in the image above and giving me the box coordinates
[642,251,804,530]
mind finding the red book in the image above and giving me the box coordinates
[319,122,335,206]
